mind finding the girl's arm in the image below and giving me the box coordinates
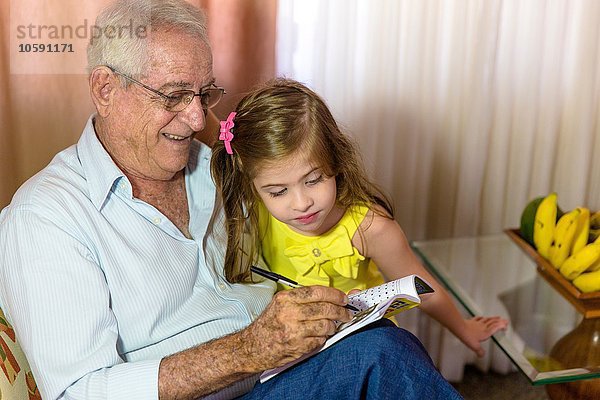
[355,211,508,357]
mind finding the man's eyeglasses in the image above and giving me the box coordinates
[108,67,225,112]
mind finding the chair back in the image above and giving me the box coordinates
[0,308,41,399]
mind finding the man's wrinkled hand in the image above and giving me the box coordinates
[241,286,353,370]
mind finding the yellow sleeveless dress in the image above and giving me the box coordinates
[258,203,385,292]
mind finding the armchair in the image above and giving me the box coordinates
[0,308,41,400]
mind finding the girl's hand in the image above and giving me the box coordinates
[463,316,509,357]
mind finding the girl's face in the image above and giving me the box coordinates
[253,153,344,236]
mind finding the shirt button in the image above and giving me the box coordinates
[152,217,161,225]
[119,182,126,189]
[251,311,258,319]
[218,282,226,290]
[312,248,321,257]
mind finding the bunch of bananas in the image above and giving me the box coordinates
[520,193,600,292]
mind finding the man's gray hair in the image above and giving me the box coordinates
[87,0,209,78]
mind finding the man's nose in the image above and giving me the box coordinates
[178,96,206,132]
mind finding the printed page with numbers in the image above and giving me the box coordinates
[259,274,434,383]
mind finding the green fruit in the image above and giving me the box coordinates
[520,196,544,246]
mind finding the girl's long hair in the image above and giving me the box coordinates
[211,78,393,283]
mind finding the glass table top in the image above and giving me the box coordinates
[411,234,600,385]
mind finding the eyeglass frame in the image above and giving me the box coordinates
[107,66,226,112]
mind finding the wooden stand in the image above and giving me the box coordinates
[505,229,600,318]
[505,229,600,399]
[546,318,600,400]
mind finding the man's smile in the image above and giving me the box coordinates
[163,132,192,141]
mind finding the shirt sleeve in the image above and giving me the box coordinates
[0,208,160,400]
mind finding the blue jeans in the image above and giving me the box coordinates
[238,319,463,399]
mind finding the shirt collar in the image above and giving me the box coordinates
[77,115,127,210]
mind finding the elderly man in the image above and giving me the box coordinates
[0,1,462,399]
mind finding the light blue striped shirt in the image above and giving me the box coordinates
[0,116,275,400]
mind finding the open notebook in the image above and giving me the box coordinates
[259,274,434,382]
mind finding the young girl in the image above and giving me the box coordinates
[211,78,507,357]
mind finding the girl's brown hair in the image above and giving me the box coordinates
[211,78,393,283]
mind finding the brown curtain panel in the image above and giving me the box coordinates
[0,0,276,208]
[0,4,16,206]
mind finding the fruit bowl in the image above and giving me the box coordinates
[505,228,600,319]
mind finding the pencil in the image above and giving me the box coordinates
[250,266,360,312]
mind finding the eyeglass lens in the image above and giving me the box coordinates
[166,88,224,111]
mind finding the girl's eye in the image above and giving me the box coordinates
[307,175,324,185]
[268,188,287,198]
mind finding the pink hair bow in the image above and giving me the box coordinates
[219,112,237,155]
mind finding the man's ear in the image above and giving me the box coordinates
[89,66,118,117]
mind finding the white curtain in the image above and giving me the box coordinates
[277,0,600,241]
[277,0,600,381]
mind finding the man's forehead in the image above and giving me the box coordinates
[144,29,213,85]
[147,30,211,63]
